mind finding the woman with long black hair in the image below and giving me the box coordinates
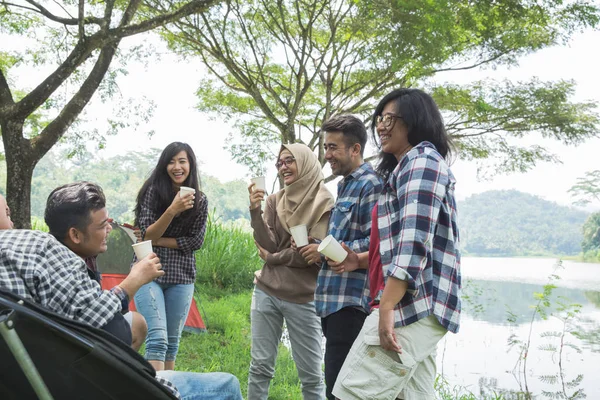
[133,142,208,372]
[331,89,461,400]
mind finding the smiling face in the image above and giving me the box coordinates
[324,131,356,177]
[69,207,112,258]
[278,149,299,185]
[377,100,411,160]
[167,150,190,187]
[0,194,13,230]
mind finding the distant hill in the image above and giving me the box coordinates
[458,190,589,256]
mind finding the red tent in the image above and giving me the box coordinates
[97,222,206,334]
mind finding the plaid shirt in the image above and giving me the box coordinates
[137,186,208,285]
[0,230,123,327]
[0,229,181,399]
[315,162,383,317]
[377,142,461,333]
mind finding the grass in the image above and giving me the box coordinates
[177,286,302,399]
[195,212,261,292]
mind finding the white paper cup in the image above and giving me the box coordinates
[251,176,266,192]
[179,186,195,198]
[290,224,309,247]
[318,235,348,262]
[132,240,153,260]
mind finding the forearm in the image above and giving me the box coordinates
[267,248,310,268]
[144,209,176,241]
[117,276,145,299]
[379,276,408,311]
[154,237,179,249]
[355,251,370,269]
[250,206,278,253]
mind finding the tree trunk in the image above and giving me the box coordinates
[2,119,36,229]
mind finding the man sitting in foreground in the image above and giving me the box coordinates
[0,192,243,399]
[44,182,147,350]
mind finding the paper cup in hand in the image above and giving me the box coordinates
[132,240,153,260]
[318,235,348,262]
[290,224,309,247]
[251,176,266,192]
[179,186,195,198]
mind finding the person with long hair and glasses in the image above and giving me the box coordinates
[247,143,334,400]
[133,142,208,372]
[330,89,461,400]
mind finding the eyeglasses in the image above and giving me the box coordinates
[376,114,402,128]
[275,157,296,169]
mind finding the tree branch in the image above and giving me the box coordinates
[78,0,84,38]
[31,42,119,159]
[120,0,141,26]
[112,0,217,39]
[0,68,15,118]
[431,51,510,74]
[12,38,98,119]
[18,0,103,26]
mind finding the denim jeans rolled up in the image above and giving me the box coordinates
[157,370,243,400]
[134,281,194,362]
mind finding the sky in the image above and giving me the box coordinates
[3,22,600,210]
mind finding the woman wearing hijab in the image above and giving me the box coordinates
[247,143,335,400]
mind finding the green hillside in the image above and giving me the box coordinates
[458,190,588,257]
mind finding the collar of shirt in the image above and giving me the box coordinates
[337,162,374,193]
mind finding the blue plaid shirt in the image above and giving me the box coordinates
[377,142,461,333]
[315,162,383,317]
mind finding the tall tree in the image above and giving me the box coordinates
[0,0,218,228]
[161,0,600,175]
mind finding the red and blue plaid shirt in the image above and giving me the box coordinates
[376,142,461,333]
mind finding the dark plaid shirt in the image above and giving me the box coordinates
[315,162,383,317]
[377,142,461,333]
[137,186,208,285]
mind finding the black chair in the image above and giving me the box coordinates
[0,288,177,400]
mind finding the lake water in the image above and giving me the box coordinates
[439,257,600,398]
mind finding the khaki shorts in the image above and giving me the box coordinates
[332,310,447,400]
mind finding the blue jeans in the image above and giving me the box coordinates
[134,281,194,362]
[157,370,243,400]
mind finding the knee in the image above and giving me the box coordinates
[221,373,242,397]
[249,359,275,378]
[131,312,148,351]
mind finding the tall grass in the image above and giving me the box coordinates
[195,211,262,292]
[31,216,49,232]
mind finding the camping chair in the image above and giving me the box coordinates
[0,288,177,400]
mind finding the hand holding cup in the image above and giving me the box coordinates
[169,189,195,214]
[248,182,266,210]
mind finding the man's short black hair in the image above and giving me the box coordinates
[321,114,367,156]
[45,182,106,243]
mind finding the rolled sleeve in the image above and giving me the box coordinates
[344,180,381,253]
[176,194,208,253]
[387,155,447,297]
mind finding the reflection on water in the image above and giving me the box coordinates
[439,257,600,398]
